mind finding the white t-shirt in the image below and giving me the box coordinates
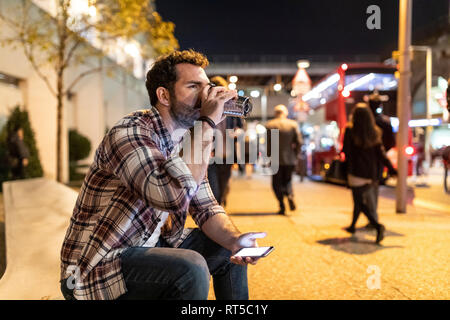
[347,174,372,187]
[142,211,169,247]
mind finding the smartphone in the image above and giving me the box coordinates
[232,246,274,258]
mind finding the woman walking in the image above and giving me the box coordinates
[342,103,397,244]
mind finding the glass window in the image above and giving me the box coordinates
[344,73,397,91]
[305,73,339,108]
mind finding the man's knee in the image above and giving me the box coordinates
[175,250,210,299]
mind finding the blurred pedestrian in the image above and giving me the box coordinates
[443,145,450,193]
[364,91,396,228]
[342,103,397,244]
[235,122,254,178]
[447,77,450,113]
[266,104,303,215]
[7,126,30,180]
[413,129,425,177]
[207,75,243,205]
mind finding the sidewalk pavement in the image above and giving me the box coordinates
[191,171,450,300]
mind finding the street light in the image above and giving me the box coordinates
[250,90,260,98]
[228,83,237,90]
[273,83,282,91]
[297,60,310,69]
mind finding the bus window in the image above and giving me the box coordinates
[303,73,339,109]
[344,73,398,92]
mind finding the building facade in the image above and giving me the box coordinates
[0,0,152,182]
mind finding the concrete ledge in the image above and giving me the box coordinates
[0,178,77,299]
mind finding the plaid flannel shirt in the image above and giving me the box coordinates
[60,107,224,300]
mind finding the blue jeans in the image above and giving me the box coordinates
[61,229,248,300]
[118,228,248,300]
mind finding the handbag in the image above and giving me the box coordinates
[326,159,347,184]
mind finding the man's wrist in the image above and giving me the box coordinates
[198,115,216,129]
[230,235,243,253]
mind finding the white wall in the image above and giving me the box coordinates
[103,72,127,131]
[0,83,23,129]
[67,61,105,166]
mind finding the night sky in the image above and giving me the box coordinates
[155,0,448,59]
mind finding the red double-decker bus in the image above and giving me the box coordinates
[302,63,413,183]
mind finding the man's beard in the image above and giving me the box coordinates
[169,95,201,129]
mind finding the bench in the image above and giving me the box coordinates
[0,178,77,299]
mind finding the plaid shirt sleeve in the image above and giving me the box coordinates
[72,124,202,285]
[189,176,225,228]
[101,125,199,213]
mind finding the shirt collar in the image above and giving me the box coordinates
[147,107,174,155]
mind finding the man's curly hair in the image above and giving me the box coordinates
[145,50,209,106]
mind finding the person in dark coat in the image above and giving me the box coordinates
[206,76,243,205]
[342,103,397,244]
[7,127,30,180]
[265,104,303,215]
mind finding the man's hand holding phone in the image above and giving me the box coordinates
[230,232,272,266]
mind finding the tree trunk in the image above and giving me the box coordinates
[56,0,67,183]
[56,75,64,183]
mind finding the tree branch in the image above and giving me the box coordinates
[64,66,103,95]
[0,2,57,97]
[21,38,57,97]
[62,38,83,70]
